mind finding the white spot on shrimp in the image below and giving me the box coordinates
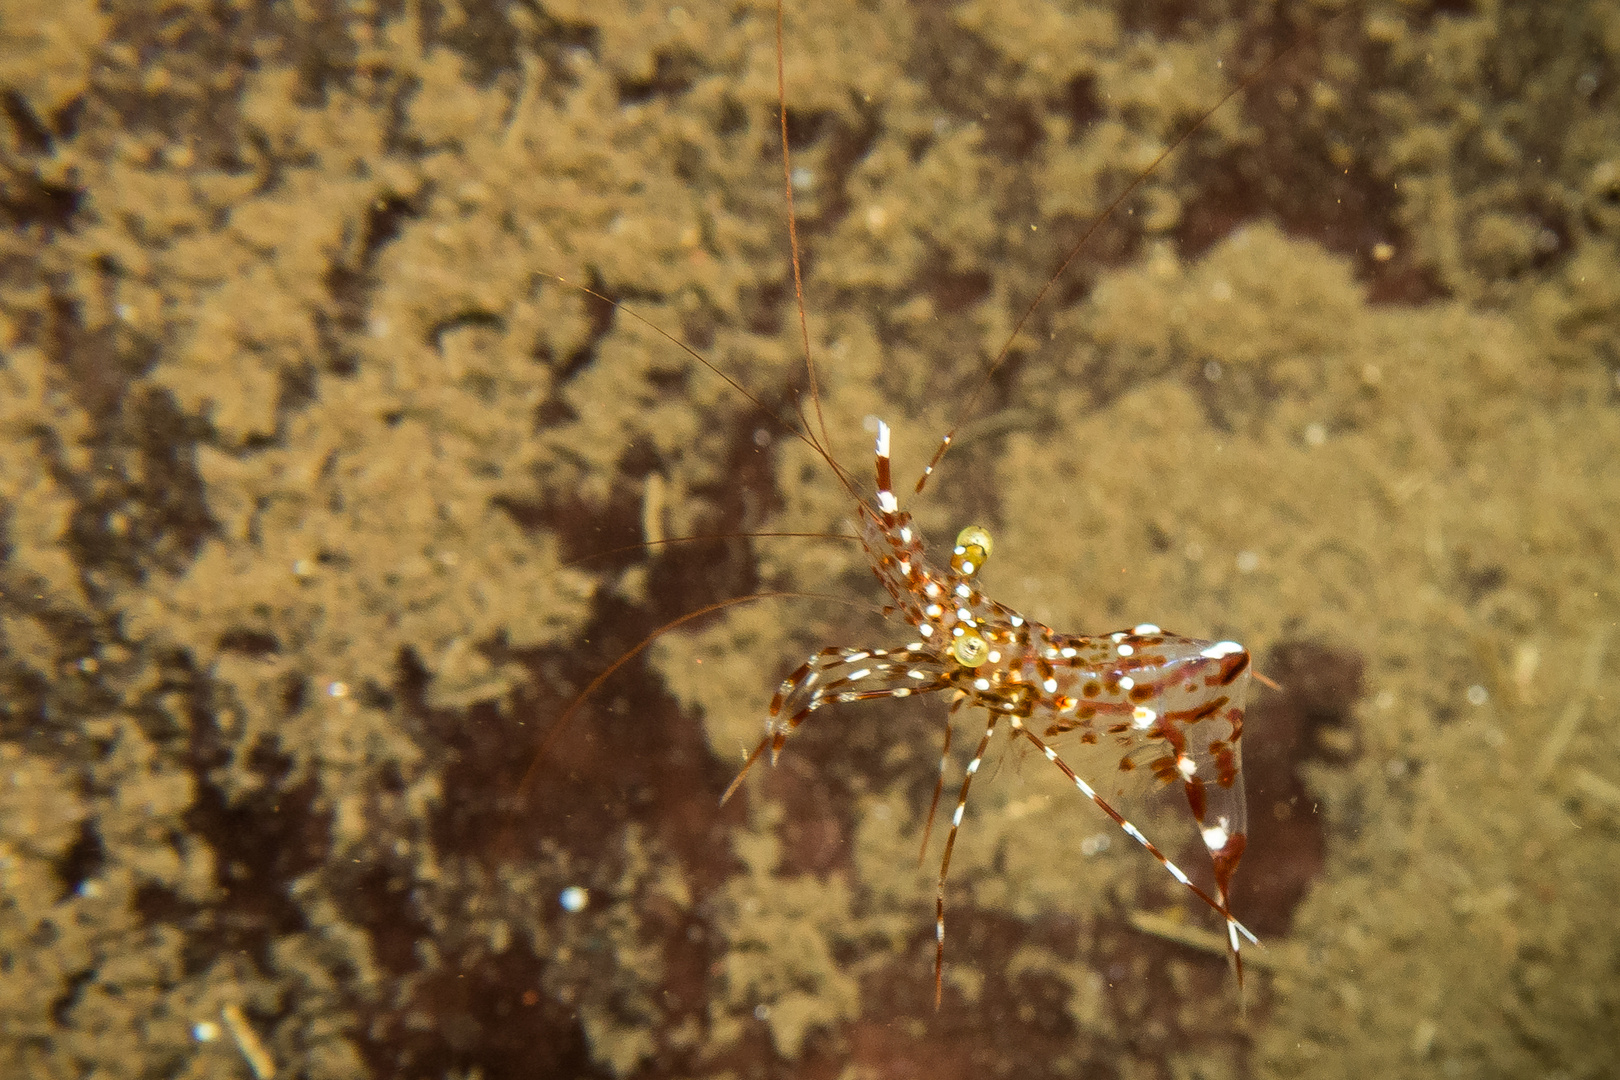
[1202,823,1230,851]
[966,757,981,774]
[1118,675,1135,691]
[845,651,870,663]
[1060,647,1077,659]
[1176,756,1197,780]
[849,669,872,681]
[919,624,934,638]
[559,886,589,912]
[973,677,991,692]
[1042,678,1058,693]
[1117,643,1134,657]
[1201,641,1244,659]
[876,420,891,457]
[900,527,913,543]
[908,669,929,680]
[1132,706,1156,729]
[952,804,965,826]
[1133,623,1161,635]
[956,584,971,598]
[878,490,899,514]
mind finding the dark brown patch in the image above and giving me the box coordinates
[1230,640,1364,936]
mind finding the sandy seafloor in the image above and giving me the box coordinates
[2,0,1619,1077]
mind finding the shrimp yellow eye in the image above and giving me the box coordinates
[951,628,989,667]
[951,525,993,577]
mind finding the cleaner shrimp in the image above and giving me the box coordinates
[534,0,1349,1020]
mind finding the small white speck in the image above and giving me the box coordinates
[919,624,934,638]
[1118,676,1135,691]
[956,584,971,598]
[1117,643,1134,657]
[1043,678,1058,693]
[559,886,589,912]
[1080,832,1111,857]
[974,678,991,692]
[755,1003,771,1020]
[1009,615,1024,627]
[987,651,1001,663]
[193,1021,220,1042]
[1060,647,1077,659]
[327,681,348,698]
[1201,824,1230,852]
[1177,755,1197,780]
[1465,684,1489,706]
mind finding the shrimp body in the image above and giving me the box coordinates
[726,422,1256,1005]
